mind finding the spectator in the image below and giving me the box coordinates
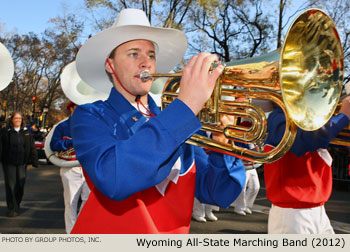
[31,123,45,142]
[1,112,38,217]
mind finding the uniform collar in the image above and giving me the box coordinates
[106,88,161,133]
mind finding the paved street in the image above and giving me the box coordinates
[0,162,65,234]
[0,162,349,234]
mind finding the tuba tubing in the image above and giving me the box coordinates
[187,90,297,163]
[44,118,80,168]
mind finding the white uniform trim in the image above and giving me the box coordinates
[316,148,333,167]
[268,204,334,234]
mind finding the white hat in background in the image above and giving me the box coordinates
[0,42,14,91]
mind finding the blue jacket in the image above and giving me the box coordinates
[265,107,349,156]
[50,117,73,152]
[70,88,245,206]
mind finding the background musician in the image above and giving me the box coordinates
[50,101,90,233]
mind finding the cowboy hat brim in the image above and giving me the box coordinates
[76,25,187,94]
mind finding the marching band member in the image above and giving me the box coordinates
[231,117,262,216]
[192,197,219,222]
[50,101,90,233]
[231,160,261,216]
[264,96,350,234]
[69,8,246,233]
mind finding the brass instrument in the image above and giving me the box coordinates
[141,9,344,163]
[57,147,76,160]
[44,120,80,168]
[0,42,14,91]
[47,147,77,163]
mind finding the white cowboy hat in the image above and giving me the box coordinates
[0,42,14,91]
[61,61,108,105]
[76,8,188,94]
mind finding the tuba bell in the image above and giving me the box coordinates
[60,61,109,105]
[44,61,109,167]
[141,9,344,163]
[0,42,14,91]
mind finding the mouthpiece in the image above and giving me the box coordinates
[139,61,224,82]
[140,70,152,82]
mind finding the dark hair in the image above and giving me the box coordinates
[8,111,24,128]
[105,47,118,83]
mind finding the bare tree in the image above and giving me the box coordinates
[0,13,83,127]
[275,0,319,49]
[0,33,46,118]
[39,13,84,125]
[189,0,274,62]
[83,0,193,32]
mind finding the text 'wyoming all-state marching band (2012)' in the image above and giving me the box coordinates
[135,237,346,249]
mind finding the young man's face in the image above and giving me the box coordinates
[106,39,156,97]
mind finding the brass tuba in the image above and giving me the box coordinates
[141,9,344,163]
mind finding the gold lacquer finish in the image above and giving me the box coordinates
[280,9,343,131]
[142,9,343,164]
[57,147,76,160]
